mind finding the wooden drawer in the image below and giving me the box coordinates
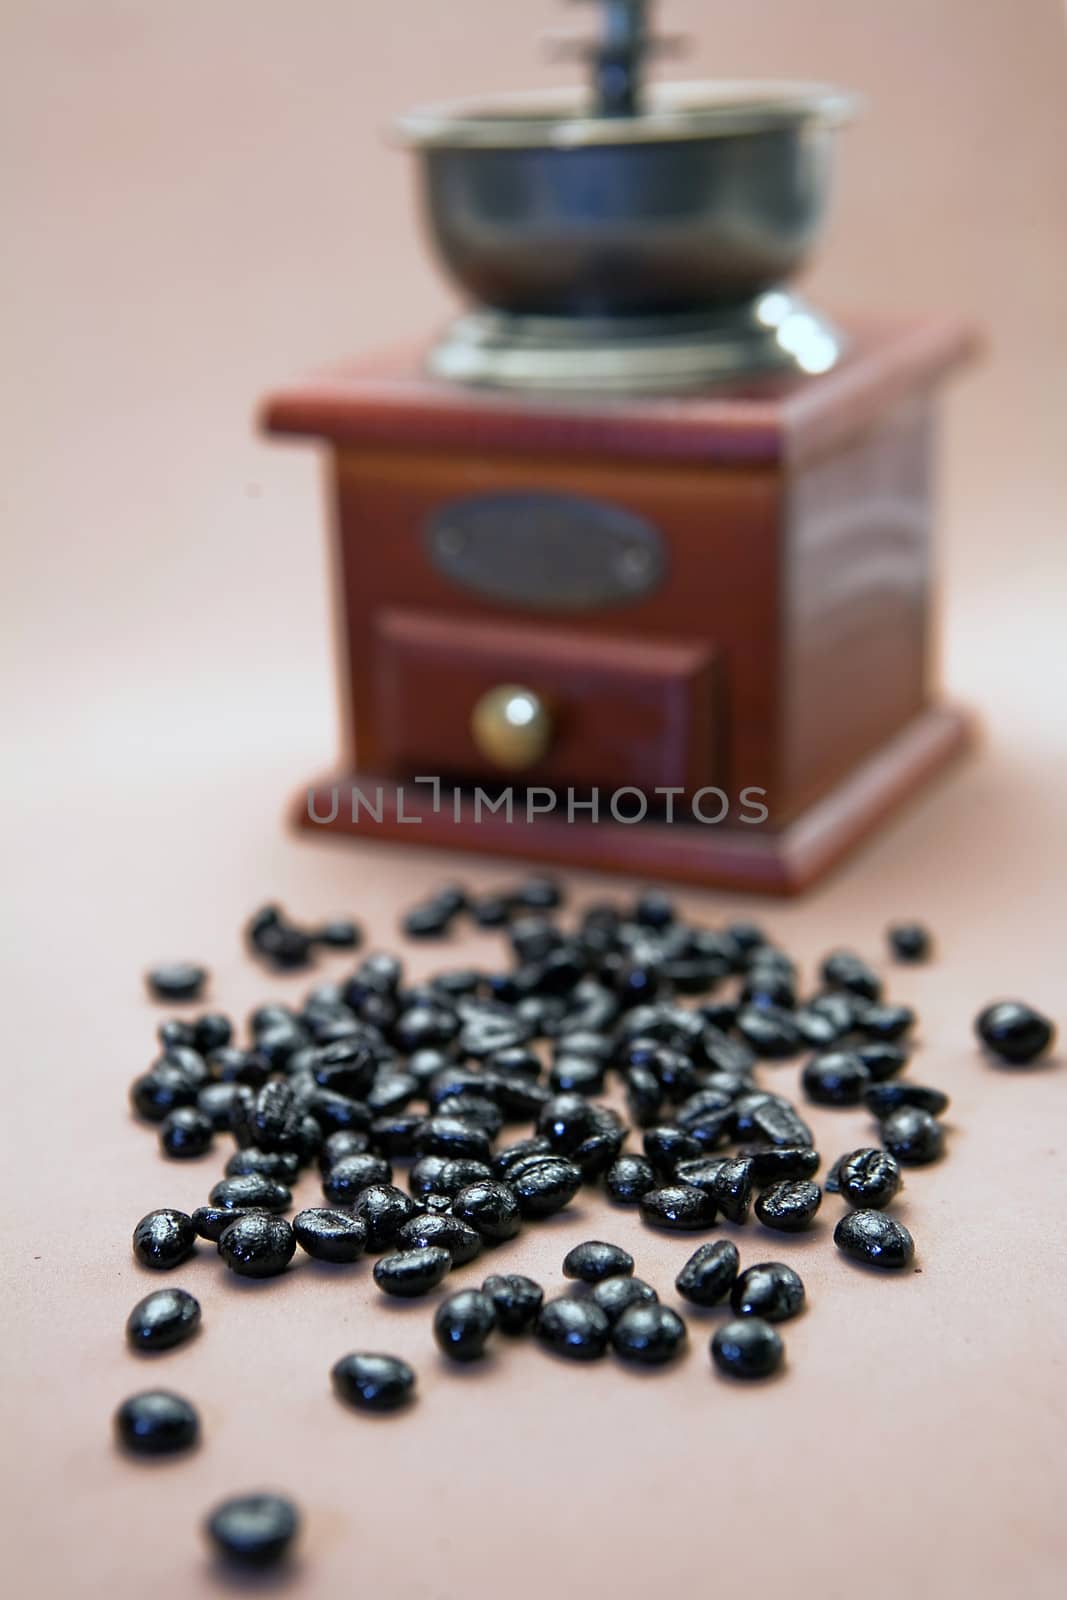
[373,608,718,792]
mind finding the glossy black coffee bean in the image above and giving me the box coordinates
[206,1493,299,1569]
[452,1180,522,1241]
[159,1106,214,1159]
[368,1113,424,1157]
[675,1155,753,1224]
[857,1042,909,1082]
[307,1091,373,1138]
[231,1081,302,1153]
[741,968,796,1009]
[146,963,206,1003]
[548,1055,605,1095]
[675,1240,740,1307]
[807,992,860,1035]
[331,1352,415,1412]
[536,1296,611,1361]
[492,1138,552,1181]
[562,1241,634,1283]
[865,1082,949,1118]
[639,1184,716,1230]
[755,1180,822,1232]
[316,917,361,949]
[126,1288,202,1352]
[374,1246,452,1298]
[293,1208,367,1263]
[115,1390,199,1455]
[482,1273,544,1334]
[225,1148,301,1184]
[605,1154,658,1204]
[739,1145,820,1183]
[218,1214,296,1278]
[351,1184,419,1250]
[210,1174,291,1213]
[511,1156,582,1218]
[793,1007,846,1048]
[130,1061,200,1122]
[834,1208,915,1269]
[537,1093,598,1153]
[624,1063,665,1127]
[572,1129,624,1177]
[747,1098,815,1151]
[366,1072,420,1118]
[158,1018,196,1049]
[736,1005,803,1059]
[820,950,882,1002]
[192,1205,259,1242]
[880,1106,945,1165]
[802,1051,871,1107]
[321,1153,393,1206]
[590,1275,658,1323]
[434,1288,497,1361]
[612,1303,687,1365]
[853,1004,914,1045]
[319,1129,371,1171]
[459,1008,532,1059]
[643,1125,702,1174]
[437,1158,494,1198]
[133,1209,196,1270]
[413,1116,492,1165]
[888,922,931,962]
[976,1000,1055,1065]
[836,1148,902,1209]
[711,1317,783,1380]
[397,1213,483,1266]
[197,1082,246,1131]
[730,1262,805,1322]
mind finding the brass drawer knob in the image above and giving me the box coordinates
[470,684,553,771]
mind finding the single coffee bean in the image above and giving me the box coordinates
[748,1099,815,1150]
[880,1106,945,1165]
[511,1158,582,1219]
[675,1240,740,1308]
[115,1390,199,1455]
[730,1262,805,1322]
[482,1273,544,1334]
[159,1106,215,1159]
[209,1174,291,1214]
[975,1000,1055,1065]
[397,1213,483,1267]
[374,1246,452,1298]
[738,1146,820,1183]
[536,1296,611,1360]
[225,1147,301,1182]
[820,950,882,1002]
[866,1082,950,1119]
[130,1061,200,1122]
[857,1042,909,1082]
[640,1184,717,1230]
[612,1303,687,1365]
[562,1241,634,1283]
[192,1205,260,1242]
[217,1214,296,1278]
[414,1116,493,1165]
[319,1129,371,1171]
[642,1125,701,1174]
[205,1494,299,1569]
[451,1180,522,1241]
[434,1289,497,1361]
[605,1154,658,1204]
[590,1275,658,1323]
[146,963,206,1003]
[321,1153,393,1205]
[736,1005,803,1059]
[317,917,361,948]
[125,1288,201,1352]
[437,1158,495,1198]
[352,1184,420,1250]
[197,1082,247,1131]
[293,1208,367,1264]
[855,1003,915,1042]
[754,1180,822,1232]
[132,1209,196,1270]
[331,1352,415,1412]
[801,1051,870,1107]
[888,922,931,962]
[674,1155,753,1223]
[835,1148,902,1209]
[711,1317,784,1379]
[834,1209,915,1269]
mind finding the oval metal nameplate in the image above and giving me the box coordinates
[425,491,666,612]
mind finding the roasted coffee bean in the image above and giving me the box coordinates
[820,951,882,1002]
[452,1180,522,1241]
[835,1148,902,1209]
[793,1007,847,1048]
[308,1091,374,1137]
[834,1209,915,1269]
[459,1008,531,1059]
[741,967,796,1010]
[880,1106,945,1165]
[318,1129,371,1171]
[549,1055,605,1095]
[374,1246,452,1298]
[538,1093,598,1153]
[624,1063,665,1127]
[643,1125,701,1174]
[857,1042,909,1082]
[232,1081,302,1153]
[511,1157,582,1218]
[331,1352,415,1412]
[115,1390,199,1455]
[321,1153,393,1205]
[562,1241,634,1283]
[612,1303,687,1365]
[434,1289,497,1361]
[225,1148,301,1184]
[675,1155,753,1224]
[855,1002,915,1042]
[437,1158,494,1198]
[977,1000,1057,1065]
[366,1072,420,1118]
[404,902,455,939]
[126,1288,202,1352]
[739,1145,820,1183]
[754,1179,821,1232]
[675,1240,740,1308]
[413,1116,493,1165]
[730,1262,805,1322]
[397,1212,482,1266]
[197,1082,247,1131]
[351,1185,419,1250]
[572,1129,623,1177]
[146,963,206,1003]
[536,1296,611,1360]
[192,1205,260,1242]
[605,1154,657,1204]
[639,1184,716,1230]
[711,1317,783,1380]
[888,922,931,962]
[736,1005,803,1059]
[802,1051,871,1107]
[316,917,361,948]
[205,1494,299,1569]
[482,1273,544,1334]
[747,1098,815,1151]
[130,1061,201,1122]
[159,1106,215,1159]
[590,1275,658,1324]
[218,1214,296,1278]
[133,1209,196,1270]
[293,1208,367,1263]
[865,1082,949,1118]
[210,1174,291,1214]
[368,1113,424,1157]
[158,1018,196,1049]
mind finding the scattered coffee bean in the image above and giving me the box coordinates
[217,1214,296,1278]
[640,1184,716,1230]
[452,1180,522,1241]
[739,1146,820,1183]
[192,1205,260,1242]
[321,1153,394,1205]
[374,1246,452,1298]
[834,1209,915,1269]
[562,1241,634,1283]
[511,1157,582,1218]
[612,1303,687,1365]
[675,1240,740,1307]
[802,1051,870,1107]
[293,1208,367,1264]
[536,1296,611,1360]
[209,1174,291,1213]
[205,1493,299,1569]
[434,1289,497,1361]
[397,1212,483,1266]
[888,922,931,962]
[975,1001,1055,1065]
[605,1154,658,1204]
[482,1273,544,1334]
[880,1106,945,1166]
[146,963,207,1003]
[132,1209,196,1270]
[115,1390,199,1455]
[835,1148,902,1209]
[159,1106,215,1159]
[125,1287,202,1352]
[730,1262,805,1322]
[711,1317,783,1379]
[754,1180,822,1232]
[352,1184,420,1251]
[331,1352,415,1412]
[866,1082,950,1119]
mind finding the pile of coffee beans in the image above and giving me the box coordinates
[122,885,1056,1570]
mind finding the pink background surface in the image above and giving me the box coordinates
[2,2,1065,1596]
